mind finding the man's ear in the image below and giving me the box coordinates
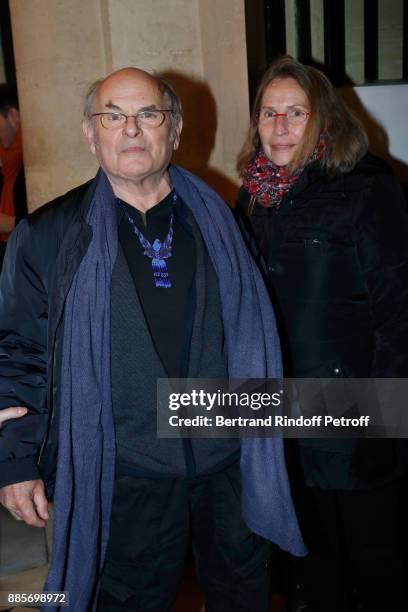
[82,119,96,155]
[173,117,183,151]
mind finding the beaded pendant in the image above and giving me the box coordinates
[123,192,177,288]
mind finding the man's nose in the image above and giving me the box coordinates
[123,116,141,137]
[273,115,289,136]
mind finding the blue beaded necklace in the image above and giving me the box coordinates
[122,191,177,289]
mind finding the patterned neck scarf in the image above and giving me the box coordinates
[243,136,325,209]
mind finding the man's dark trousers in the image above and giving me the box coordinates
[97,462,272,611]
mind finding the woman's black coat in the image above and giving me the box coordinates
[236,153,408,489]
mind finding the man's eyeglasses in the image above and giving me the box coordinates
[257,108,311,126]
[92,110,172,129]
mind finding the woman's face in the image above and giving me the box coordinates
[258,77,310,167]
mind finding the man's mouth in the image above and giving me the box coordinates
[122,145,145,153]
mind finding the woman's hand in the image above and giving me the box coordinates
[0,406,27,427]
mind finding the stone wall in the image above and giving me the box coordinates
[10,0,249,210]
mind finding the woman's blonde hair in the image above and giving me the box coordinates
[237,55,368,177]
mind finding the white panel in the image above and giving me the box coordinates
[353,84,408,180]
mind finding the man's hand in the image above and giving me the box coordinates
[0,480,49,527]
[0,408,48,527]
[0,406,27,426]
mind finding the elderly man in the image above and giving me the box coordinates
[0,85,27,267]
[0,68,304,611]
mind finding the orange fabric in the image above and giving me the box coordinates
[0,127,23,242]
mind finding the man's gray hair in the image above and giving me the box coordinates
[83,73,182,139]
[156,76,183,138]
[83,78,103,124]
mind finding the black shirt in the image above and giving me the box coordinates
[117,191,196,377]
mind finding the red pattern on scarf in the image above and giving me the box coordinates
[243,136,325,209]
[0,127,23,241]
